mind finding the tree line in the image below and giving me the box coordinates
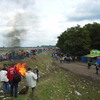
[56,22,100,57]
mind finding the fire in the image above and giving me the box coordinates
[15,63,27,76]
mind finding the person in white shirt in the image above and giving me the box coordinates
[0,67,10,93]
[25,68,37,98]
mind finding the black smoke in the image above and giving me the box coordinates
[4,12,27,47]
[5,28,27,47]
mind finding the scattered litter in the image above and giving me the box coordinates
[0,96,4,98]
[75,90,81,96]
[71,85,75,88]
[98,91,100,93]
[68,90,72,94]
[50,96,53,99]
[58,89,60,92]
[82,87,85,89]
[54,71,57,73]
[0,90,4,93]
[3,97,11,100]
[86,92,88,94]
[84,80,86,82]
[53,85,56,88]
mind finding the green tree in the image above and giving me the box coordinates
[83,22,100,49]
[56,25,91,56]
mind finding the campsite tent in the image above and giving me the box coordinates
[84,49,100,58]
[82,49,100,62]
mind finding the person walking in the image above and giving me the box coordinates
[25,68,37,99]
[7,63,21,98]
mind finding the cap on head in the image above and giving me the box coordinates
[27,68,32,71]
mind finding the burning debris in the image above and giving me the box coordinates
[15,62,27,76]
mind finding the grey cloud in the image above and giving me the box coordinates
[0,0,35,12]
[67,0,100,21]
[9,0,35,8]
[69,13,100,21]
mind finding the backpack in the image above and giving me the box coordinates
[13,73,21,83]
[19,88,27,95]
[33,68,38,73]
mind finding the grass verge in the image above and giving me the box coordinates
[0,51,100,100]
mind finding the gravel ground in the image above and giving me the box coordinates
[54,60,100,81]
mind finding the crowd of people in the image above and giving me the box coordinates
[0,63,39,98]
[52,49,74,63]
[0,48,50,99]
[0,49,37,61]
[0,48,49,62]
[53,49,100,74]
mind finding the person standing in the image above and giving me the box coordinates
[0,67,10,94]
[33,67,39,82]
[95,64,100,74]
[25,68,37,98]
[7,63,21,98]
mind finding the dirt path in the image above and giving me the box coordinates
[54,60,100,81]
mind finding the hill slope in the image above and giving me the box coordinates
[0,51,100,100]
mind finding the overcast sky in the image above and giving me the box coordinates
[0,0,100,47]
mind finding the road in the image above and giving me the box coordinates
[54,60,100,81]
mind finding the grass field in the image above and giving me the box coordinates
[0,51,100,100]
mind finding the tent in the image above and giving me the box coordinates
[84,49,100,58]
[84,54,99,58]
[82,49,100,62]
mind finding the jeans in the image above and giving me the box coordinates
[10,82,18,98]
[3,82,10,93]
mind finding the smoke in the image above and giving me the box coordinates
[1,0,39,47]
[4,11,27,47]
[5,28,27,47]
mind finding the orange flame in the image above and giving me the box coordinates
[15,63,27,76]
